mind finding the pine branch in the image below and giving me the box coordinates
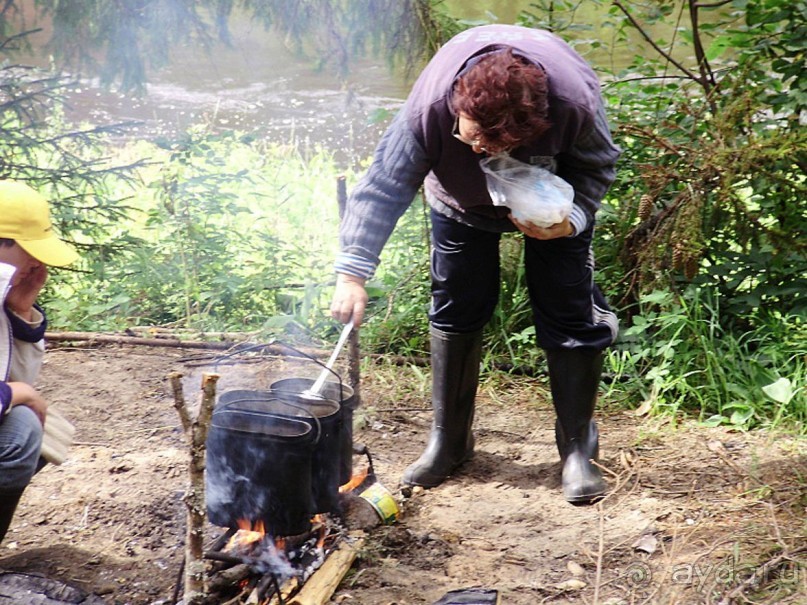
[612,0,701,84]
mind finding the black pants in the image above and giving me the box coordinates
[428,209,617,351]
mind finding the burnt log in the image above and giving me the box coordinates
[206,564,252,594]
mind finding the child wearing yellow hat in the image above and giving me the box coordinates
[0,180,79,543]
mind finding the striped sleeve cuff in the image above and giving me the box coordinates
[334,253,378,281]
[568,203,589,237]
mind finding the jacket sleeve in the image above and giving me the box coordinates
[0,381,11,424]
[6,305,46,386]
[555,104,621,235]
[335,110,433,279]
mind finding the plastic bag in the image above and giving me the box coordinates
[479,155,574,228]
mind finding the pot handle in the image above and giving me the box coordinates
[218,399,322,445]
[210,340,342,386]
[214,404,322,445]
[209,342,273,371]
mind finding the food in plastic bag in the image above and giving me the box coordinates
[480,155,574,228]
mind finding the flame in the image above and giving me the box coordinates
[338,466,369,493]
[316,523,327,550]
[225,519,266,552]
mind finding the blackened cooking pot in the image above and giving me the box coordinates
[269,378,352,512]
[218,388,342,514]
[206,401,315,536]
[270,378,357,486]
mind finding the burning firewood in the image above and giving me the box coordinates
[198,515,367,605]
[286,530,365,605]
[207,564,252,594]
[266,577,299,605]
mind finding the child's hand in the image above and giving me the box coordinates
[8,382,48,426]
[6,264,48,320]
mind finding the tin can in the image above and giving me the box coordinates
[358,482,399,525]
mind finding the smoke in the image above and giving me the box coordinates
[205,408,316,535]
[253,539,297,580]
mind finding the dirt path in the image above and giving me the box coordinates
[1,344,804,604]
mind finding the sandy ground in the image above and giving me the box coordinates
[0,342,804,605]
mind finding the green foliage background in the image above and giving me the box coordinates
[0,0,804,432]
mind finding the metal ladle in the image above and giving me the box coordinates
[301,319,354,400]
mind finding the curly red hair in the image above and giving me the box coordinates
[452,48,551,150]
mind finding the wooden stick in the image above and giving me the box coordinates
[336,175,362,409]
[207,527,237,553]
[347,330,361,409]
[124,327,259,340]
[267,577,299,605]
[47,331,238,350]
[287,532,365,605]
[170,371,220,605]
[246,572,279,604]
[46,331,331,363]
[204,551,247,565]
[207,564,252,593]
[170,372,191,433]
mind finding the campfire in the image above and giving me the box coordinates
[202,515,354,604]
[196,463,383,605]
[169,359,397,605]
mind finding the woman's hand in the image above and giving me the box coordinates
[331,273,368,327]
[509,215,574,240]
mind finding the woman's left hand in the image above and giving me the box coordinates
[509,215,574,240]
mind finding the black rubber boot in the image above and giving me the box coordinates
[401,326,483,488]
[0,488,25,544]
[546,348,607,504]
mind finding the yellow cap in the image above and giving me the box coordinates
[0,180,79,267]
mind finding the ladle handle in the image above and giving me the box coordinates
[309,320,354,395]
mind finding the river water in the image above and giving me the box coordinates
[51,2,605,166]
[62,27,408,167]
[39,2,692,166]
